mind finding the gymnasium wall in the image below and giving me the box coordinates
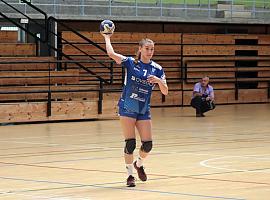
[59,20,270,34]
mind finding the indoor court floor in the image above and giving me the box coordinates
[0,104,269,200]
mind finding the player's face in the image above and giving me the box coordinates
[140,42,154,61]
[201,78,209,87]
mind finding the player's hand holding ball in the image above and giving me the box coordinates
[100,20,115,37]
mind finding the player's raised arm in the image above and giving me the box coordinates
[99,20,125,65]
[102,34,125,65]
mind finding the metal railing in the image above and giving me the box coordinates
[1,0,269,23]
[0,0,113,85]
[0,59,117,115]
[0,0,117,115]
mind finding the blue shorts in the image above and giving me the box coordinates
[118,106,151,120]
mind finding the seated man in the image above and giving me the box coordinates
[191,76,215,117]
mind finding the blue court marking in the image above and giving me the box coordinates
[1,160,268,186]
[28,155,119,165]
[0,176,245,200]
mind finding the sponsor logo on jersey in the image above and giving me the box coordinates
[131,76,154,86]
[130,93,146,102]
[134,67,140,72]
[138,88,149,94]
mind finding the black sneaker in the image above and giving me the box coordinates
[196,113,205,117]
[133,161,147,181]
[126,175,136,187]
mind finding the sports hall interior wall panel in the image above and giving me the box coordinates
[60,20,270,34]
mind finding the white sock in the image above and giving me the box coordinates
[126,164,133,176]
[136,156,144,167]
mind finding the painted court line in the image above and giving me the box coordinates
[0,176,245,200]
[200,156,270,173]
[1,160,269,186]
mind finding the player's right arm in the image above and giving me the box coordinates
[102,34,125,65]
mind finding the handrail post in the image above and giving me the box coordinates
[180,33,184,107]
[47,62,52,117]
[57,31,63,71]
[235,67,239,100]
[35,37,39,56]
[98,81,104,114]
[267,81,270,99]
[162,94,165,103]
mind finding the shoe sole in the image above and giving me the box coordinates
[127,184,136,187]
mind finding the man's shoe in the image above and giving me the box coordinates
[126,175,136,187]
[133,161,147,181]
[196,113,205,117]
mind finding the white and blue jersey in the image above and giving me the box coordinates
[118,57,166,115]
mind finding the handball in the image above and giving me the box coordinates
[100,20,115,34]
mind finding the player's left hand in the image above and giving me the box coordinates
[147,75,161,84]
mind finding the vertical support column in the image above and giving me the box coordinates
[235,71,239,101]
[180,33,184,107]
[47,62,52,117]
[19,18,29,43]
[267,81,270,99]
[98,81,104,114]
[161,94,165,103]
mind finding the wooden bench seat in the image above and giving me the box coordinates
[187,67,270,72]
[0,57,56,71]
[183,45,270,56]
[63,43,181,55]
[186,77,270,84]
[183,34,270,44]
[0,70,79,85]
[0,43,36,56]
[183,56,270,62]
[187,71,235,79]
[62,32,181,44]
[0,85,100,101]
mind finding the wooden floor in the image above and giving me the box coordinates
[0,104,270,200]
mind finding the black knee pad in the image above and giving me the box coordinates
[141,141,152,153]
[124,138,136,154]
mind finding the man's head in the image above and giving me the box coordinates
[201,76,210,87]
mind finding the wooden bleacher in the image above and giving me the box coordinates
[183,33,270,105]
[61,31,270,107]
[1,30,270,123]
[0,30,117,123]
